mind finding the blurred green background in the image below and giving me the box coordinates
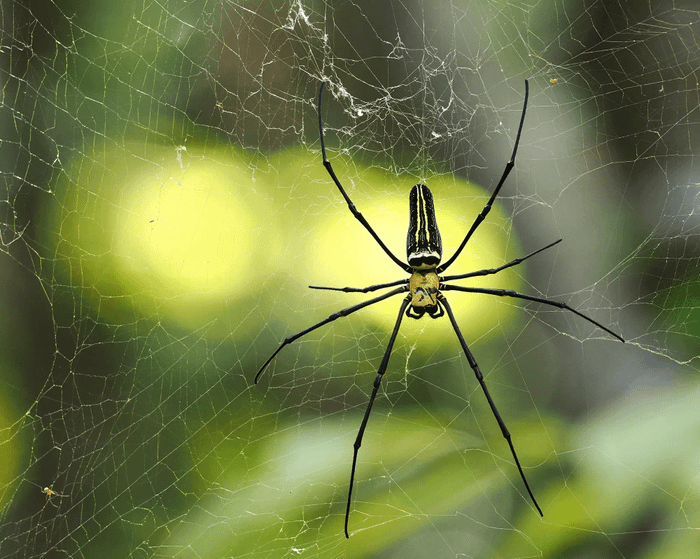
[1,0,699,558]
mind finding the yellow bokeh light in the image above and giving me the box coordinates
[114,158,257,295]
[51,143,281,332]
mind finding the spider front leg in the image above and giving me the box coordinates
[309,278,409,294]
[440,239,562,283]
[318,82,411,273]
[345,295,411,538]
[440,294,544,516]
[437,80,530,274]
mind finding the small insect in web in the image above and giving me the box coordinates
[255,80,625,538]
[42,487,66,507]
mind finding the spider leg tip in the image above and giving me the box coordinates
[532,499,544,517]
[610,330,625,343]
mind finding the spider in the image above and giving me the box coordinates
[255,80,625,538]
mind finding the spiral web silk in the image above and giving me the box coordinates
[0,1,698,557]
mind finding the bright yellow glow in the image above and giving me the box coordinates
[114,158,256,295]
[52,143,281,332]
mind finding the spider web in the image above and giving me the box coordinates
[1,0,699,557]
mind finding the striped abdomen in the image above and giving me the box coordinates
[407,184,442,269]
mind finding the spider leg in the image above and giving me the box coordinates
[440,295,544,517]
[437,80,529,274]
[309,278,409,293]
[345,295,411,538]
[318,82,411,273]
[442,285,624,342]
[441,239,561,283]
[254,286,407,383]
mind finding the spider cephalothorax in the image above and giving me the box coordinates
[254,80,625,538]
[407,268,442,318]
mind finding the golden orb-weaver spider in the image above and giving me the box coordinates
[255,80,624,538]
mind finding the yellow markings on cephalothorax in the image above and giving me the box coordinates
[409,270,440,308]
